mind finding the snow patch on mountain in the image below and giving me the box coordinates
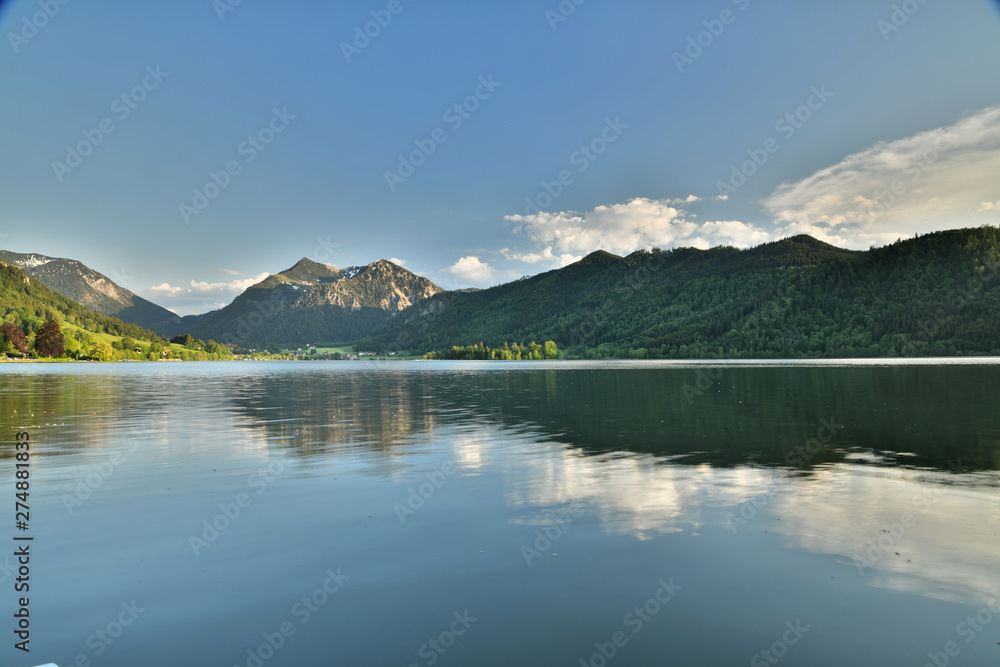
[10,254,53,269]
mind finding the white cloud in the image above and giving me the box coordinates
[505,197,770,258]
[685,220,772,250]
[148,273,269,298]
[763,105,1000,248]
[501,246,580,267]
[189,273,269,293]
[149,282,184,295]
[387,257,408,267]
[216,268,241,276]
[447,256,497,285]
[166,302,231,317]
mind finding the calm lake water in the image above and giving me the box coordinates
[2,360,999,667]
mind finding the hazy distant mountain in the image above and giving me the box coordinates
[0,250,182,333]
[184,258,443,346]
[362,229,1000,358]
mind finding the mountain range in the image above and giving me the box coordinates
[4,226,1000,357]
[0,250,444,346]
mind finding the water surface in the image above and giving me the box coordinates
[1,360,999,666]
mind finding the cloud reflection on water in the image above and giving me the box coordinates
[472,426,1000,606]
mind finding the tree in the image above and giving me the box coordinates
[543,340,559,359]
[63,333,82,358]
[35,318,64,358]
[90,341,114,362]
[171,333,194,347]
[204,339,230,357]
[147,342,163,360]
[0,323,28,354]
[121,336,136,352]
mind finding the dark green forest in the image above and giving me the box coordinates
[424,340,560,360]
[362,227,1000,358]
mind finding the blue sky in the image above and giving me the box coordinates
[1,0,999,314]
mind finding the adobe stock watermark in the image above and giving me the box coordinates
[750,620,810,666]
[61,439,142,514]
[851,487,936,576]
[518,116,628,216]
[737,285,803,354]
[717,84,833,197]
[340,0,415,63]
[915,252,998,344]
[221,288,287,348]
[179,106,296,224]
[69,600,145,666]
[545,0,587,31]
[520,503,584,566]
[7,0,72,54]
[393,461,458,523]
[51,65,170,183]
[567,248,663,348]
[682,363,724,405]
[311,234,341,264]
[0,555,18,586]
[672,0,752,73]
[189,456,291,556]
[106,266,137,292]
[384,75,502,192]
[577,578,682,667]
[729,417,841,533]
[214,0,246,21]
[379,290,462,354]
[920,589,1000,667]
[877,0,931,40]
[234,567,350,667]
[864,133,951,222]
[728,490,775,534]
[782,417,841,467]
[407,610,478,667]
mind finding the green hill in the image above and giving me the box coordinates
[0,261,167,356]
[362,227,1000,358]
[0,250,182,333]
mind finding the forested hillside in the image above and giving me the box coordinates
[0,262,162,342]
[0,262,179,359]
[0,250,182,333]
[363,228,1000,358]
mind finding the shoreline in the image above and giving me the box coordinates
[5,356,1000,365]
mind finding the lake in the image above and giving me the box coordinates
[2,360,999,666]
